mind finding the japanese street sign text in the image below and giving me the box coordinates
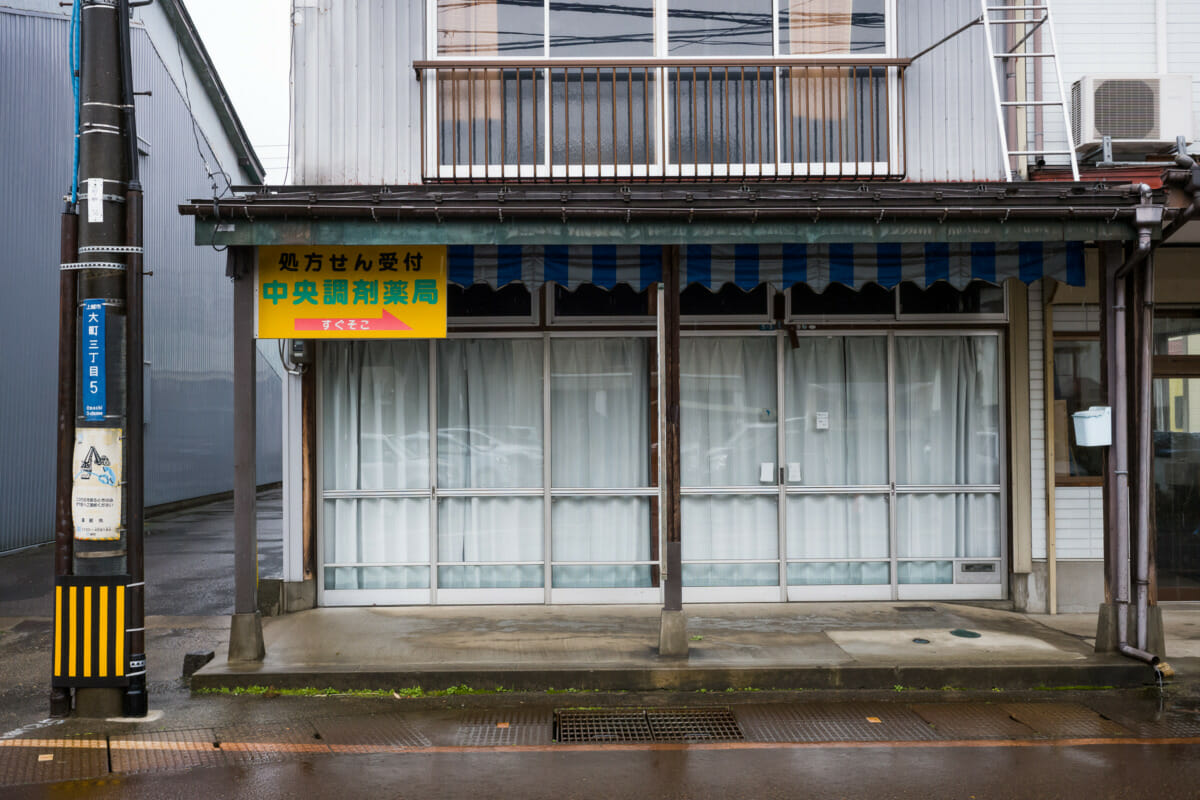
[82,300,106,421]
[257,246,447,339]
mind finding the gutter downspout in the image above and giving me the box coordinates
[1111,185,1167,672]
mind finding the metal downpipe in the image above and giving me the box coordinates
[1112,185,1168,672]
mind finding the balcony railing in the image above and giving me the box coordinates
[415,57,908,183]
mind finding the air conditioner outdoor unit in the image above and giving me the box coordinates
[1071,74,1193,152]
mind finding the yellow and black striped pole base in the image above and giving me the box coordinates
[52,575,131,688]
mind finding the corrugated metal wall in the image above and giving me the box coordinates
[898,0,1006,182]
[293,0,1005,185]
[293,0,424,185]
[0,9,282,553]
[1167,0,1200,150]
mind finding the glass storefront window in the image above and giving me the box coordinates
[1154,315,1200,356]
[437,339,543,489]
[553,284,653,318]
[899,281,1005,315]
[681,337,777,488]
[681,284,770,317]
[449,284,533,319]
[322,327,1004,602]
[551,338,654,590]
[784,336,888,486]
[791,282,895,316]
[322,342,429,492]
[895,336,1000,486]
[1052,339,1102,479]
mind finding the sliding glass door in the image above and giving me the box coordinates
[682,331,1004,602]
[784,335,891,599]
[320,335,657,605]
[321,329,1003,605]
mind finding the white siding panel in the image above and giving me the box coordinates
[293,1,1006,184]
[1051,304,1100,333]
[1167,0,1200,153]
[1054,486,1105,560]
[898,0,1005,182]
[293,0,423,185]
[1030,281,1048,560]
[1041,1,1163,167]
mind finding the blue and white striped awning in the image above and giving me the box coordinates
[448,241,1085,292]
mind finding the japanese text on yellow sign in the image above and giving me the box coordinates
[257,246,447,339]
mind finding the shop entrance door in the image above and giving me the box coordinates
[680,331,1005,603]
[1152,377,1200,601]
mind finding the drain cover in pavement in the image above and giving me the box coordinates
[1002,703,1131,738]
[553,708,743,744]
[455,710,553,746]
[910,703,1038,740]
[738,703,938,743]
[949,629,982,638]
[646,708,743,742]
[554,709,653,743]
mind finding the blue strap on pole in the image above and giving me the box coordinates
[69,0,81,206]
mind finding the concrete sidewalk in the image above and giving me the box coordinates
[191,601,1185,693]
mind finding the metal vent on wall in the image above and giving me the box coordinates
[1093,79,1160,140]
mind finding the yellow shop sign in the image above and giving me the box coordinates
[257,245,447,339]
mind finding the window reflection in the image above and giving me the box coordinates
[779,0,887,55]
[551,0,654,56]
[668,1,773,55]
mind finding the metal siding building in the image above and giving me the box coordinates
[291,0,1006,185]
[0,5,283,553]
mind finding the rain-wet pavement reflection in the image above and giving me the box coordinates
[4,684,1200,797]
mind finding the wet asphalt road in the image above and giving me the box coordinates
[7,741,1200,799]
[0,491,281,734]
[5,492,1200,797]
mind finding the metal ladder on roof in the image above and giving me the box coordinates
[980,0,1080,181]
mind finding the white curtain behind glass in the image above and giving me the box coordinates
[438,339,543,489]
[785,336,887,486]
[321,342,430,590]
[551,339,650,587]
[437,339,543,587]
[783,337,888,585]
[681,337,777,487]
[323,341,429,491]
[895,336,1000,568]
[895,336,999,486]
[681,337,778,586]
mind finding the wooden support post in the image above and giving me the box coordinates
[659,245,686,656]
[229,247,264,662]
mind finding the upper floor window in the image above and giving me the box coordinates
[424,1,901,181]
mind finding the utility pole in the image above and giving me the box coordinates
[54,0,146,719]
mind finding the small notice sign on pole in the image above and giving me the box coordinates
[256,245,447,339]
[71,428,123,542]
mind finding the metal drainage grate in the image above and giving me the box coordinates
[647,708,744,742]
[555,709,652,743]
[554,708,743,744]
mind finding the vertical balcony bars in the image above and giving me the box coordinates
[416,57,909,184]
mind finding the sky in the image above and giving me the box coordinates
[182,0,291,183]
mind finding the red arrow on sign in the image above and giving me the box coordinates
[294,308,412,332]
